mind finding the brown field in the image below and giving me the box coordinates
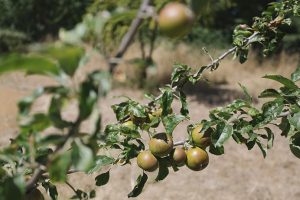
[0,43,300,200]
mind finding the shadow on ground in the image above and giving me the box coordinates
[183,81,257,106]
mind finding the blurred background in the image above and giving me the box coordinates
[0,0,300,199]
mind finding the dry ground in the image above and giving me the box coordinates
[0,44,300,200]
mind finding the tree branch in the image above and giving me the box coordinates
[171,109,292,148]
[25,120,81,192]
[149,32,260,105]
[109,0,153,73]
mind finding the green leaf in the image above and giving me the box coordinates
[49,151,71,182]
[111,102,129,121]
[128,172,148,198]
[246,140,256,150]
[0,53,61,76]
[36,44,85,77]
[238,48,249,64]
[128,101,147,118]
[38,135,66,146]
[72,139,94,172]
[42,181,58,200]
[290,134,300,159]
[161,88,174,116]
[89,70,111,97]
[119,126,140,139]
[246,107,260,116]
[259,89,281,98]
[264,127,274,149]
[162,114,186,135]
[35,148,53,165]
[291,66,300,82]
[89,190,96,198]
[212,123,233,147]
[95,171,110,186]
[2,175,25,200]
[79,82,98,120]
[263,75,298,89]
[288,112,300,131]
[278,117,290,137]
[238,83,252,103]
[259,98,284,124]
[49,96,72,129]
[88,155,115,174]
[179,91,189,116]
[256,141,267,158]
[171,64,191,85]
[209,145,224,155]
[20,113,51,132]
[155,159,169,182]
[18,87,44,115]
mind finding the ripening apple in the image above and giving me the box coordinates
[158,2,195,38]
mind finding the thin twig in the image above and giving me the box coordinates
[278,111,291,117]
[66,181,78,195]
[147,21,158,60]
[149,32,260,105]
[174,139,188,147]
[24,168,44,192]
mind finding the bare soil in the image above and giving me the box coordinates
[0,49,300,200]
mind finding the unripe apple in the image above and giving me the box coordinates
[137,151,158,172]
[149,133,173,157]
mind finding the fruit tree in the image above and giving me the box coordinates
[0,0,299,199]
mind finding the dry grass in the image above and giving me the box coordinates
[0,42,300,199]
